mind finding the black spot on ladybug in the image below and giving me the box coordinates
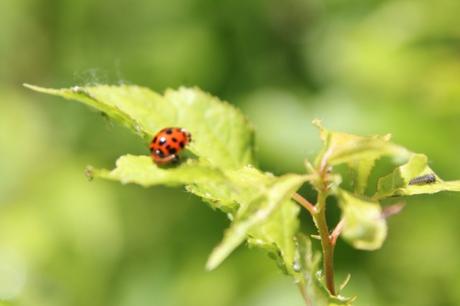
[155,149,164,157]
[168,147,177,154]
[153,136,157,143]
[165,128,173,134]
[179,141,185,148]
[159,137,167,145]
[172,137,178,143]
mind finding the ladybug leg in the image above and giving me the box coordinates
[172,154,180,163]
[154,154,179,165]
[180,128,192,142]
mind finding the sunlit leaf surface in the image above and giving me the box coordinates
[27,84,305,275]
[25,84,255,169]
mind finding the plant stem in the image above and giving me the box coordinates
[313,192,336,295]
[292,191,337,296]
[292,153,337,297]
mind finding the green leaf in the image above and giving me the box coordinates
[374,153,460,200]
[246,199,300,274]
[185,184,237,213]
[338,190,387,251]
[349,158,376,195]
[25,84,255,169]
[163,89,255,169]
[313,120,409,167]
[88,155,306,271]
[313,120,410,195]
[295,235,355,306]
[87,154,237,212]
[206,173,308,270]
[88,155,224,187]
[26,83,308,273]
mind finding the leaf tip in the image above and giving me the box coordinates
[23,84,59,95]
[205,239,238,271]
[205,255,220,271]
[23,83,40,91]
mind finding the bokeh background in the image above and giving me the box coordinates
[1,0,460,305]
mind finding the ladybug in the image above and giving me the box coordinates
[149,127,192,165]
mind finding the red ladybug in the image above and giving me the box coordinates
[149,127,192,165]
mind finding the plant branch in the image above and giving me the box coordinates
[330,219,345,246]
[297,283,312,306]
[292,192,316,215]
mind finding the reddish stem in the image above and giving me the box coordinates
[292,192,316,215]
[330,219,345,246]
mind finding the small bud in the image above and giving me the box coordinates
[84,167,94,181]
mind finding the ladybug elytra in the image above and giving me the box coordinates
[149,127,191,165]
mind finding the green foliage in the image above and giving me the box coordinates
[89,155,227,188]
[374,153,460,199]
[87,153,308,271]
[337,190,386,251]
[313,120,410,194]
[313,119,410,168]
[25,84,307,278]
[27,84,460,306]
[314,124,459,252]
[24,84,255,169]
[295,235,355,306]
[207,172,307,271]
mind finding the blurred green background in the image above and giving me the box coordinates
[1,0,460,305]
